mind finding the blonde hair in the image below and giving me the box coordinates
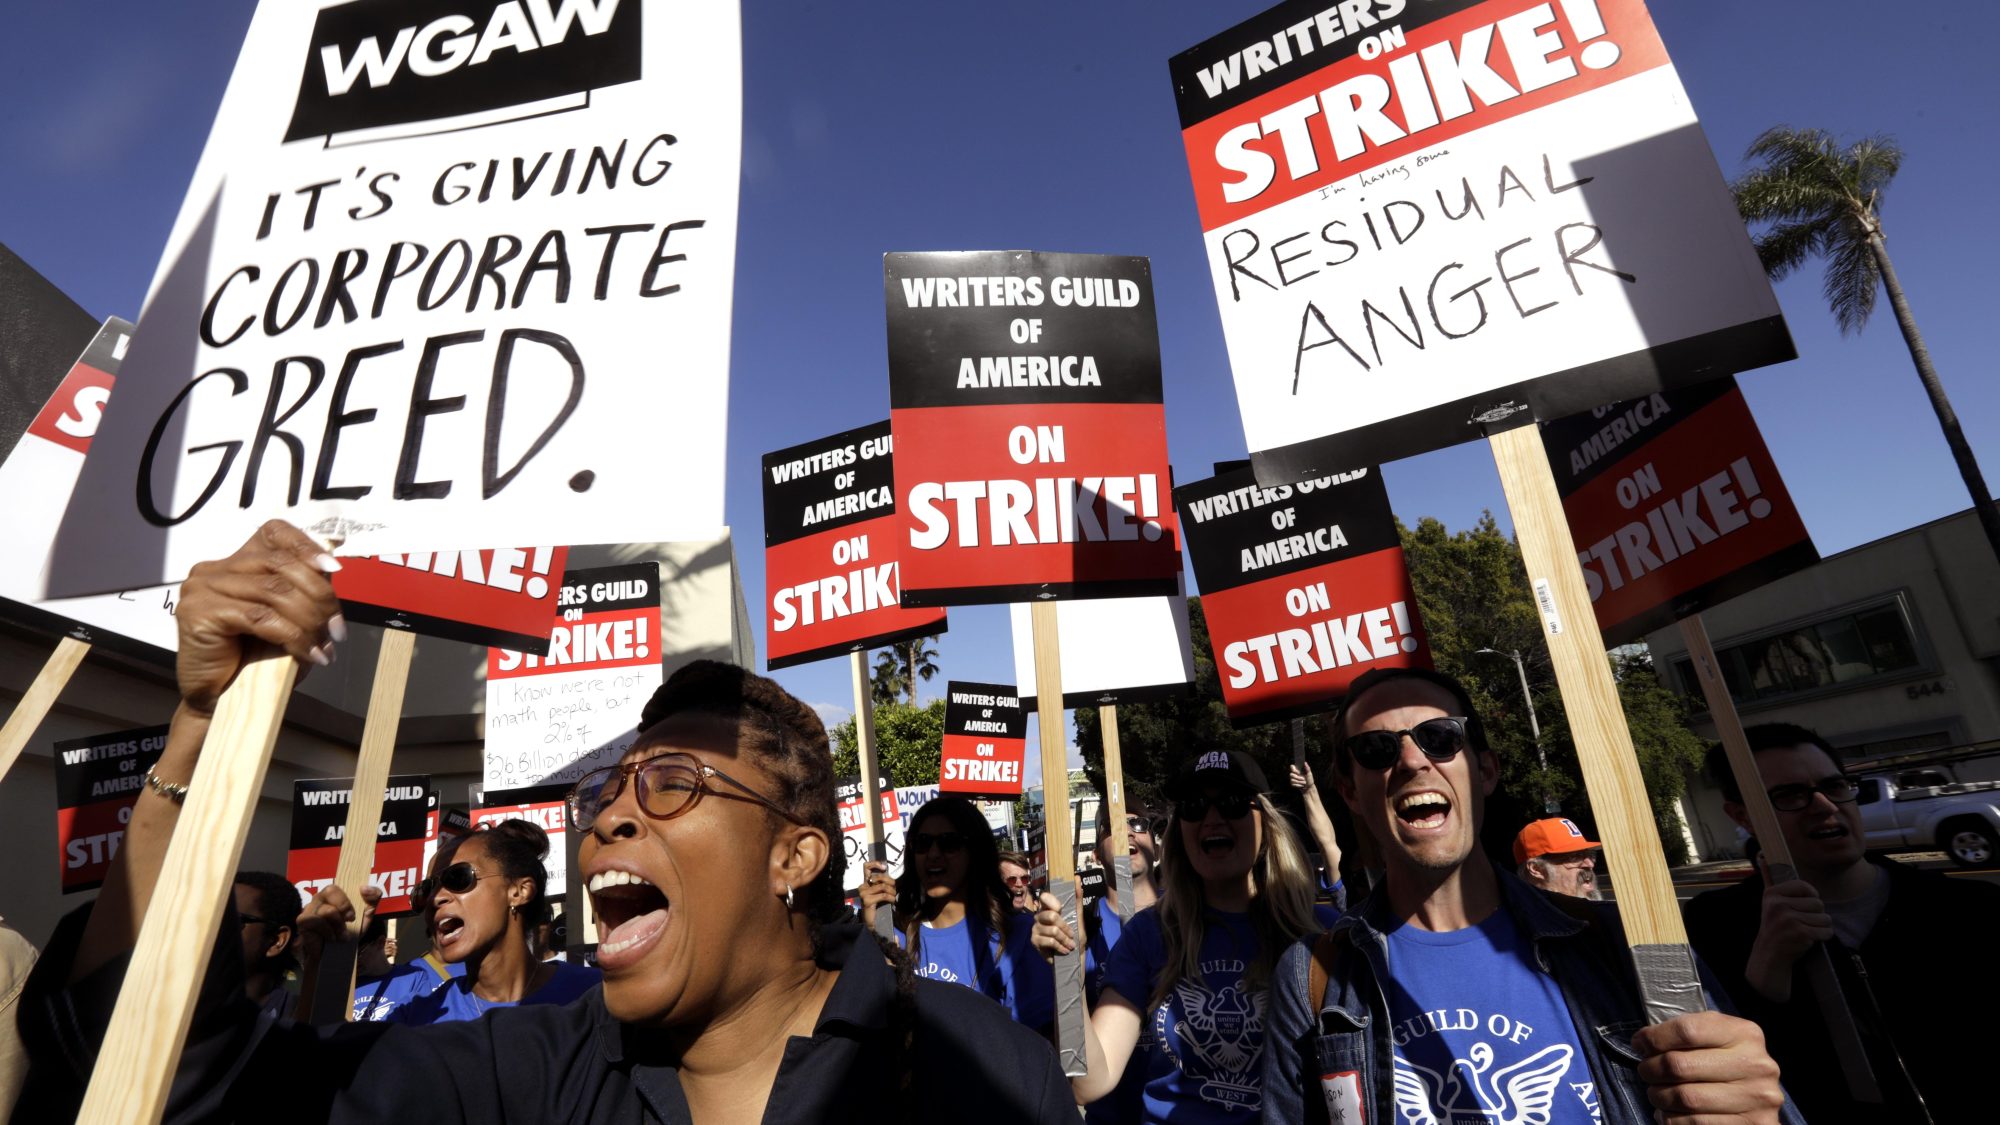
[1148,793,1323,1013]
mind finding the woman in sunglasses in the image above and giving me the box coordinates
[16,522,1074,1123]
[1033,750,1333,1124]
[860,797,1052,1030]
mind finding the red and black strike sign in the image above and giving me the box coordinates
[885,251,1180,606]
[52,724,168,894]
[763,421,947,670]
[286,774,435,916]
[1545,377,1816,646]
[488,563,659,679]
[1176,466,1430,726]
[333,546,569,654]
[940,680,1028,798]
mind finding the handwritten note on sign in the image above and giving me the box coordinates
[484,562,662,793]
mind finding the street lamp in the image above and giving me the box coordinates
[1476,647,1558,814]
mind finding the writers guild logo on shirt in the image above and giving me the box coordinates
[1155,959,1266,1110]
[1392,1041,1573,1124]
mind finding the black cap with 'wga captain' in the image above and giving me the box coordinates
[1164,749,1269,801]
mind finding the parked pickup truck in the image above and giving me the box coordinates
[1857,775,2000,867]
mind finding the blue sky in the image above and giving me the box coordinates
[4,2,1996,783]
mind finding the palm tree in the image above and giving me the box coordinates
[1732,126,2000,570]
[870,636,941,706]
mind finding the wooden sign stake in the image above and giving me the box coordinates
[1098,703,1133,921]
[1678,613,1881,1100]
[306,628,417,1025]
[1031,601,1086,1076]
[77,648,298,1125]
[1488,423,1701,1024]
[0,635,90,783]
[849,650,895,942]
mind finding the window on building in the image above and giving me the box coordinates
[1675,599,1924,709]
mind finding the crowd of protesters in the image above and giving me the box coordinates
[3,520,1995,1123]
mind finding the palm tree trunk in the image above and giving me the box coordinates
[905,641,918,706]
[1869,231,2000,572]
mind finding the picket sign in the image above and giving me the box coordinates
[1029,602,1087,1076]
[1487,424,1700,1022]
[849,651,895,942]
[306,629,418,1025]
[77,650,296,1125]
[1098,704,1134,922]
[1677,613,1882,1101]
[0,636,90,784]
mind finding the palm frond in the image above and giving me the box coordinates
[1732,166,1841,223]
[1823,226,1882,334]
[1751,215,1834,281]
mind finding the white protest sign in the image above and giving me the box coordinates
[0,319,182,655]
[836,780,940,894]
[1009,580,1195,708]
[484,561,662,792]
[47,0,739,597]
[1170,0,1790,479]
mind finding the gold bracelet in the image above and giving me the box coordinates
[144,765,190,804]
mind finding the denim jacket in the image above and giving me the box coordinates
[1261,866,1804,1125]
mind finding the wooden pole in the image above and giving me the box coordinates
[1488,424,1701,1024]
[307,629,416,1025]
[1099,703,1133,921]
[77,648,298,1125]
[850,650,894,942]
[1678,613,1882,1101]
[1031,601,1085,1075]
[0,636,90,783]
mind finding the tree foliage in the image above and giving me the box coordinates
[1730,126,1901,334]
[830,699,946,786]
[870,636,941,707]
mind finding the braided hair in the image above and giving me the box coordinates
[639,661,917,1116]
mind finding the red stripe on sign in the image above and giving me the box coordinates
[488,605,659,679]
[892,402,1179,598]
[1562,386,1810,637]
[1201,546,1431,720]
[57,799,136,892]
[1182,0,1669,229]
[26,362,116,455]
[334,547,566,649]
[765,514,948,666]
[939,733,1027,797]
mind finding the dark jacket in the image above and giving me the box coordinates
[1262,865,1803,1125]
[19,906,1074,1124]
[1685,855,2000,1124]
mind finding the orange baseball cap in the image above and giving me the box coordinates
[1513,818,1601,864]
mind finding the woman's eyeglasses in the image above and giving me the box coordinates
[1002,874,1032,887]
[907,831,968,856]
[1768,776,1861,812]
[416,862,504,903]
[1341,716,1470,770]
[567,752,805,832]
[1174,791,1254,822]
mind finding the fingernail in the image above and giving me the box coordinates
[328,614,348,643]
[315,553,343,573]
[326,643,338,665]
[306,645,331,668]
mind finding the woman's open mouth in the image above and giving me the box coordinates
[1198,831,1236,856]
[434,914,466,948]
[589,869,670,972]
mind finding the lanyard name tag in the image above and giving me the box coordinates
[1320,1069,1363,1123]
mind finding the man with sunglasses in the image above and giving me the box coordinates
[1264,667,1795,1125]
[1686,722,2000,1123]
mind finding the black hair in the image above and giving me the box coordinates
[897,797,1011,946]
[1707,722,1843,803]
[233,870,305,974]
[436,818,553,931]
[1327,666,1493,777]
[638,661,915,1114]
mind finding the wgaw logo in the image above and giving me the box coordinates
[286,0,642,142]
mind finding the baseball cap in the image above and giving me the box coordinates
[1513,818,1601,865]
[1164,749,1269,801]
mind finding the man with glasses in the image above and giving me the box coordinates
[1264,667,1794,1125]
[232,870,305,1019]
[999,852,1037,914]
[1686,722,2000,1123]
[1513,818,1603,901]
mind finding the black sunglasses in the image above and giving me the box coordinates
[907,831,968,856]
[1767,776,1861,813]
[1342,716,1470,770]
[1175,791,1254,822]
[568,752,805,832]
[416,861,504,903]
[1126,816,1154,836]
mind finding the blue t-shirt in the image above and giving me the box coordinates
[1100,903,1341,1124]
[903,911,1052,1029]
[350,958,462,1022]
[387,958,600,1026]
[1381,907,1600,1123]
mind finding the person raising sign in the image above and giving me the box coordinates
[14,521,1074,1124]
[1032,750,1335,1123]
